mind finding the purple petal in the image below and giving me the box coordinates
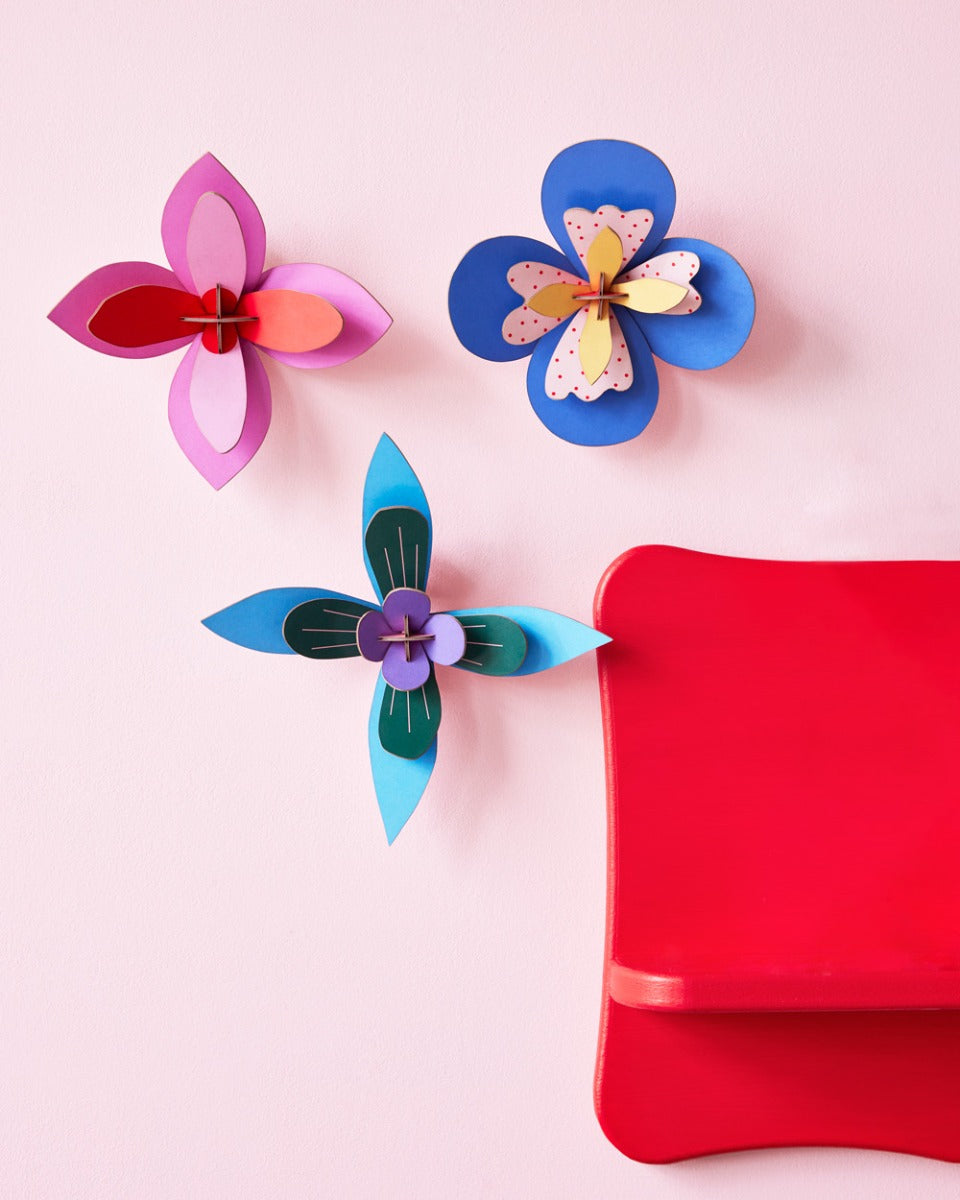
[382,642,430,692]
[168,337,271,489]
[356,610,391,662]
[382,588,431,632]
[423,614,466,666]
[185,191,247,299]
[48,261,195,359]
[254,264,391,368]
[162,154,265,293]
[189,339,247,453]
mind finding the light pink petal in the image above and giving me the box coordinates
[48,261,195,359]
[186,191,247,299]
[253,264,391,368]
[544,309,634,402]
[162,154,265,293]
[620,250,702,315]
[563,206,654,274]
[501,260,583,347]
[189,340,247,453]
[168,337,271,489]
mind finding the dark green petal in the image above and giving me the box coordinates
[378,668,441,760]
[364,506,430,600]
[283,598,376,659]
[451,614,527,675]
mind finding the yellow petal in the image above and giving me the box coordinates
[579,303,613,385]
[586,225,624,290]
[613,277,689,314]
[525,283,584,320]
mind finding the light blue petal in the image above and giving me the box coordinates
[447,606,610,676]
[363,435,433,600]
[541,140,677,273]
[202,588,372,654]
[368,672,437,843]
[448,235,578,362]
[634,238,755,370]
[525,309,660,446]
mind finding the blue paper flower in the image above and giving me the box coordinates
[202,435,610,843]
[448,139,755,447]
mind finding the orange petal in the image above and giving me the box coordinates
[525,283,585,320]
[235,289,343,353]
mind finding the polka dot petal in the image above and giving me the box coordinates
[620,250,702,315]
[563,206,654,275]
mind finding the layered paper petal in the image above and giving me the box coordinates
[87,284,205,349]
[527,309,660,446]
[368,672,436,844]
[632,238,755,370]
[382,641,431,691]
[202,588,370,653]
[422,614,466,666]
[620,248,702,314]
[449,236,575,362]
[48,262,196,359]
[365,507,431,600]
[236,288,343,353]
[501,260,584,346]
[253,264,391,368]
[189,339,247,453]
[541,141,676,273]
[448,614,526,675]
[544,308,634,401]
[362,436,433,596]
[161,153,265,294]
[168,336,271,488]
[382,588,431,631]
[186,191,247,299]
[284,597,377,659]
[447,607,611,675]
[562,206,654,275]
[378,667,441,754]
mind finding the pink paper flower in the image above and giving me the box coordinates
[49,154,391,488]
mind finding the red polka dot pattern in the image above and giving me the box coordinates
[544,308,633,402]
[563,205,653,272]
[501,260,583,345]
[620,251,702,314]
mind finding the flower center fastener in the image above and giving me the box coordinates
[356,588,466,691]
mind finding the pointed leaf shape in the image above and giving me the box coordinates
[368,672,436,843]
[524,282,584,320]
[615,277,689,314]
[168,337,270,488]
[579,302,613,384]
[362,436,432,596]
[283,597,377,659]
[446,606,610,675]
[162,153,266,293]
[236,289,343,353]
[49,263,198,358]
[189,338,247,453]
[87,284,205,348]
[450,614,527,676]
[254,264,391,368]
[202,588,372,653]
[378,667,441,760]
[364,506,430,601]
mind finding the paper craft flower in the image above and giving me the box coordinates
[49,153,391,488]
[202,435,609,842]
[448,139,755,447]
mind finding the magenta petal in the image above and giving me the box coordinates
[48,261,195,359]
[357,610,391,662]
[189,340,247,453]
[162,154,265,293]
[382,642,430,692]
[423,614,466,666]
[382,588,431,632]
[186,191,247,299]
[168,337,271,489]
[254,264,391,368]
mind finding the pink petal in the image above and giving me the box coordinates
[168,337,271,489]
[544,308,634,402]
[619,251,702,315]
[422,614,466,666]
[189,340,247,453]
[563,205,654,273]
[186,191,247,299]
[48,261,195,359]
[502,260,584,347]
[162,154,265,294]
[253,264,391,368]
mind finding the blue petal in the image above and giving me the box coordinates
[446,606,610,676]
[541,140,677,272]
[202,588,372,654]
[363,435,433,600]
[634,238,755,370]
[368,672,437,843]
[448,235,576,362]
[525,310,660,446]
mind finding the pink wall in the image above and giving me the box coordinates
[4,1,960,1195]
